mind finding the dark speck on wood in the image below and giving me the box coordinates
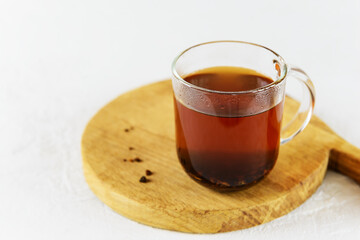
[139,176,148,183]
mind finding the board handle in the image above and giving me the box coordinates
[329,139,360,184]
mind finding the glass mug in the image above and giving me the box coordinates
[171,41,315,191]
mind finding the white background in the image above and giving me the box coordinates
[1,0,360,239]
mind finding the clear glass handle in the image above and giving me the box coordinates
[281,65,316,144]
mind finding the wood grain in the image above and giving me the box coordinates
[81,80,360,233]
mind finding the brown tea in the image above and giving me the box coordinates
[174,66,284,191]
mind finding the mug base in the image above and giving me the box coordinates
[185,170,272,192]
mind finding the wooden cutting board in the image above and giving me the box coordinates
[81,80,360,233]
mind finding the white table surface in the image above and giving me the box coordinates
[1,0,360,239]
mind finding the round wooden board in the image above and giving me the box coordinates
[82,80,336,233]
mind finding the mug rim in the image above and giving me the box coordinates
[171,40,288,95]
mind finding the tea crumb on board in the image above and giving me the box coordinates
[139,176,148,183]
[123,159,127,162]
[124,126,134,133]
[146,170,153,176]
[129,147,134,150]
[128,157,142,163]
